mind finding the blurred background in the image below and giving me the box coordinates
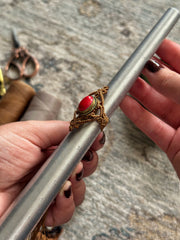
[0,1,180,239]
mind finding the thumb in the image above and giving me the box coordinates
[0,120,70,150]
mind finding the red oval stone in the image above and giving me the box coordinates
[78,96,93,112]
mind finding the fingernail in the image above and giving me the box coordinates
[140,73,149,84]
[76,169,84,181]
[64,185,72,198]
[59,181,71,198]
[99,131,105,145]
[43,226,63,238]
[82,150,93,162]
[145,59,163,73]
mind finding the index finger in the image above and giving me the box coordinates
[156,39,180,73]
[120,95,175,154]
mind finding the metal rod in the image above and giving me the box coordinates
[0,7,179,240]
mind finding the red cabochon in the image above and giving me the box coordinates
[78,96,94,112]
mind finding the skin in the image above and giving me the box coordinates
[0,120,104,226]
[1,39,179,229]
[120,39,180,179]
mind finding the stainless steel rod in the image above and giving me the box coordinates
[0,7,179,240]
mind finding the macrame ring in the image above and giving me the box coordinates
[69,86,109,131]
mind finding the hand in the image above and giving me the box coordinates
[120,39,180,178]
[0,120,105,226]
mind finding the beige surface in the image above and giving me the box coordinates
[0,1,180,239]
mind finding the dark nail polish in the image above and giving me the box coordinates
[140,73,149,84]
[64,186,72,198]
[43,226,63,238]
[82,150,93,162]
[99,131,105,145]
[145,59,163,73]
[76,169,84,181]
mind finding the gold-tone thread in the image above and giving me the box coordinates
[0,69,6,97]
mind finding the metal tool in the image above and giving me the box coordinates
[0,7,179,240]
[4,29,39,81]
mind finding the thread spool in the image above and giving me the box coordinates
[21,91,61,121]
[0,80,35,125]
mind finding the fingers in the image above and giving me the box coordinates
[142,58,180,104]
[44,140,102,226]
[120,39,180,180]
[82,150,98,177]
[14,121,105,227]
[120,95,175,153]
[69,162,86,206]
[129,77,180,128]
[156,39,180,73]
[45,163,86,226]
[120,95,180,179]
[45,180,75,226]
[90,131,106,151]
[43,147,101,179]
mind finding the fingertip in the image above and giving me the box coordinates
[69,165,86,206]
[82,150,98,177]
[156,39,180,73]
[42,226,63,239]
[91,131,106,151]
[59,180,72,199]
[99,131,106,145]
[82,150,94,162]
[73,180,86,206]
[45,181,75,226]
[70,162,84,178]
